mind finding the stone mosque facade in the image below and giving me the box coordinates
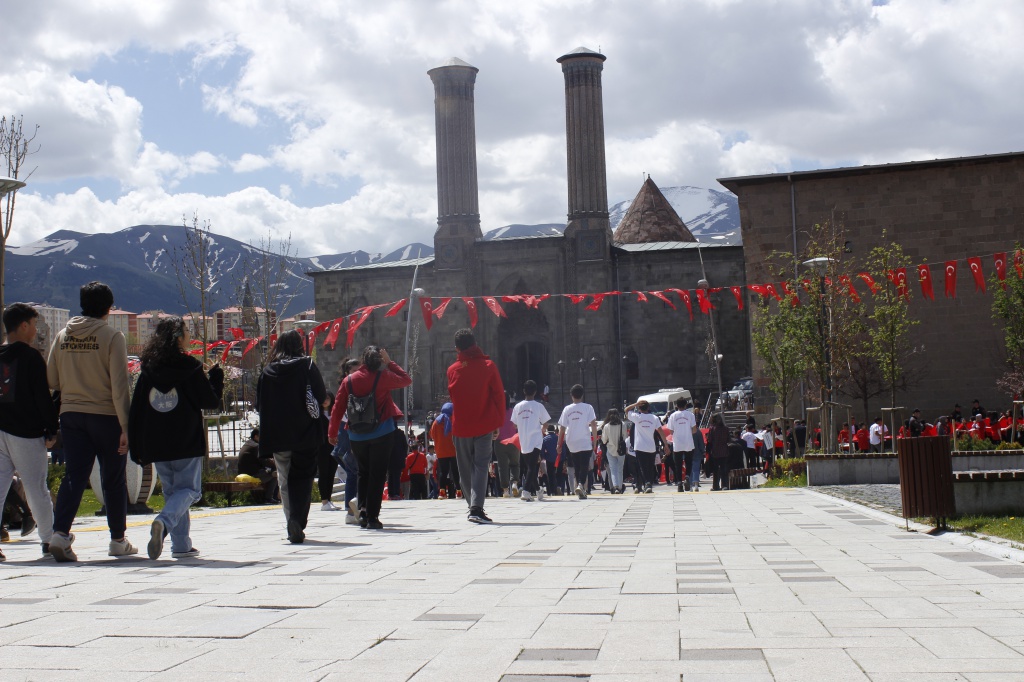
[311,48,751,418]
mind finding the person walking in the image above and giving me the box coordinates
[511,380,550,502]
[47,282,137,562]
[557,384,598,500]
[707,413,731,491]
[447,329,505,524]
[329,345,410,530]
[666,398,697,492]
[405,442,428,500]
[430,403,459,500]
[540,425,560,496]
[624,400,662,494]
[493,404,520,498]
[317,393,341,511]
[600,409,627,494]
[256,330,327,543]
[128,317,223,560]
[332,357,361,524]
[0,304,59,561]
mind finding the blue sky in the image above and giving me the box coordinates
[3,0,1023,257]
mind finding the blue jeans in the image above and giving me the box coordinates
[154,457,202,553]
[606,453,625,488]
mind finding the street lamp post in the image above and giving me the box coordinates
[403,265,425,422]
[293,319,319,355]
[590,355,602,413]
[621,355,630,410]
[696,245,724,413]
[556,360,565,408]
[577,358,585,388]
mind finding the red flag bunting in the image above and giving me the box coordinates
[269,333,277,348]
[729,286,744,310]
[501,295,523,304]
[944,260,957,298]
[967,256,986,293]
[419,298,434,330]
[228,327,245,340]
[780,282,799,307]
[221,340,239,363]
[1016,250,1024,279]
[694,288,713,314]
[994,252,1007,288]
[748,284,770,298]
[857,273,879,294]
[667,288,693,320]
[461,297,479,328]
[306,331,316,351]
[482,296,507,318]
[838,275,860,303]
[324,318,344,349]
[433,297,453,319]
[385,299,407,317]
[585,294,606,311]
[764,283,782,301]
[523,294,549,309]
[635,291,648,303]
[565,294,587,304]
[917,264,934,300]
[896,267,910,299]
[345,313,359,349]
[242,337,261,357]
[649,291,676,310]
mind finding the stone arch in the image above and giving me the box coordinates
[495,274,552,401]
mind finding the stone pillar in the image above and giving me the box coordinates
[558,46,611,259]
[428,58,482,270]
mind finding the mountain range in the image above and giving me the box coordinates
[5,185,739,314]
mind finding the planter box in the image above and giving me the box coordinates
[953,470,1024,516]
[806,449,1024,486]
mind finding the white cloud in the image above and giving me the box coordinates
[232,153,272,173]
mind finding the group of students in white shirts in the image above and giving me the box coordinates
[508,383,703,500]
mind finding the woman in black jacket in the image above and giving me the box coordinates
[128,317,223,560]
[256,330,327,544]
[706,413,731,491]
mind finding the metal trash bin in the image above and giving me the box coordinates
[897,436,955,526]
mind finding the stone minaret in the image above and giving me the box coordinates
[428,58,482,270]
[557,47,611,260]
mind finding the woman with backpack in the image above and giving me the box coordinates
[256,330,327,544]
[128,317,223,560]
[600,409,627,494]
[328,345,410,530]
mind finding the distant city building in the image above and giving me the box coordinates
[135,311,166,340]
[276,309,316,335]
[107,308,139,342]
[22,302,69,354]
[215,306,275,340]
[183,313,216,342]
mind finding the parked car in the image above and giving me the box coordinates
[635,387,692,422]
[716,377,753,410]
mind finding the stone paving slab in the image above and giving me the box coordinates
[2,487,1024,680]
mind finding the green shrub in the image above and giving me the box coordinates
[47,463,65,497]
[995,441,1024,451]
[769,457,806,478]
[954,437,998,451]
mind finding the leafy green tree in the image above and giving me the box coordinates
[751,294,808,421]
[992,244,1024,398]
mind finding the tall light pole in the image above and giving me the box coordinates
[696,244,724,413]
[293,319,319,355]
[590,355,602,413]
[403,263,425,423]
[556,360,565,407]
[577,357,585,388]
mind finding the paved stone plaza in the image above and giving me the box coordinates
[2,489,1024,681]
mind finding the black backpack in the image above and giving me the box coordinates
[346,371,382,434]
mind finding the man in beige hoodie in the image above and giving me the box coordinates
[47,281,137,561]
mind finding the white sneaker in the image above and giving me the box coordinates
[321,500,340,511]
[49,532,77,562]
[537,489,545,501]
[348,499,358,517]
[503,489,511,498]
[345,513,359,525]
[108,538,139,557]
[511,483,519,497]
[575,483,587,500]
[520,490,533,502]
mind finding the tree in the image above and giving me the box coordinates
[840,351,886,425]
[750,295,808,421]
[864,234,921,408]
[992,244,1024,399]
[0,115,40,342]
[173,213,216,359]
[243,230,300,348]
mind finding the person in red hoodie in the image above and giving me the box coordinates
[447,329,505,524]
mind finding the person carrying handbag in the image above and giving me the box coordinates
[256,330,327,544]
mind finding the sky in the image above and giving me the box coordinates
[2,0,1023,258]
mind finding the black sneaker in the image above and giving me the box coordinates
[476,510,493,524]
[20,515,36,537]
[358,512,368,529]
[684,481,691,492]
[367,519,384,530]
[287,519,305,544]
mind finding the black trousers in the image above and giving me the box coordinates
[53,412,127,539]
[669,450,684,484]
[409,473,428,500]
[273,448,317,532]
[437,457,459,498]
[387,431,408,499]
[521,448,541,494]
[545,461,559,495]
[316,448,338,501]
[571,451,590,488]
[636,451,656,489]
[352,433,392,521]
[713,457,731,490]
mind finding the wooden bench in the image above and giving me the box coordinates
[203,481,259,506]
[729,467,760,489]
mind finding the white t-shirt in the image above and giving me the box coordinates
[628,411,662,453]
[741,430,758,450]
[511,399,551,453]
[869,422,887,445]
[559,402,597,453]
[667,409,696,451]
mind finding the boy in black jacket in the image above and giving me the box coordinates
[0,304,59,561]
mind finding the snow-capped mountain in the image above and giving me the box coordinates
[609,185,740,244]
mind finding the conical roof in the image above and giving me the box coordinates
[613,177,696,243]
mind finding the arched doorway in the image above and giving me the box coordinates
[495,277,551,402]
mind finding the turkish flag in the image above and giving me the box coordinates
[523,294,549,309]
[585,294,606,311]
[483,296,507,318]
[917,264,934,300]
[994,252,1007,288]
[501,295,523,304]
[221,340,240,363]
[419,297,434,331]
[667,288,693,320]
[650,291,676,310]
[564,294,587,304]
[886,268,909,299]
[384,299,407,317]
[228,327,245,340]
[780,282,799,307]
[764,283,782,301]
[306,331,316,351]
[635,291,648,303]
[729,286,744,310]
[694,288,713,314]
[433,297,453,319]
[242,337,262,357]
[748,284,770,298]
[857,273,879,294]
[944,261,957,298]
[324,318,344,349]
[1015,250,1024,279]
[967,256,986,293]
[838,275,860,303]
[461,297,479,328]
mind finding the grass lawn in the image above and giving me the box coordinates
[761,473,808,488]
[77,490,165,517]
[946,515,1024,546]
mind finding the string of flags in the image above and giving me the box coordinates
[188,248,1021,356]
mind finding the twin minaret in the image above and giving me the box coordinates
[428,48,611,269]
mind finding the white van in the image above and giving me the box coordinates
[636,387,692,421]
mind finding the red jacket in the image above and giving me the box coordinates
[447,345,505,438]
[328,361,411,440]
